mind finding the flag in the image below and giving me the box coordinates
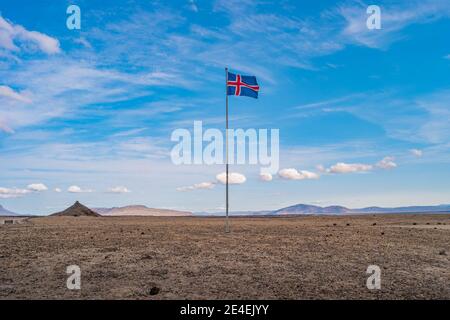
[227,71,260,99]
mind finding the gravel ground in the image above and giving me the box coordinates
[0,214,449,299]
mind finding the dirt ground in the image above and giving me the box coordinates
[0,214,449,299]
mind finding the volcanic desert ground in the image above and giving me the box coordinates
[1,214,449,299]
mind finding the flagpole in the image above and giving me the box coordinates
[225,67,230,233]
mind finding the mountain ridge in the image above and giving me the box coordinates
[51,201,101,217]
[197,204,450,216]
[0,204,21,216]
[94,205,192,216]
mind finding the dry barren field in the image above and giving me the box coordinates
[1,214,449,299]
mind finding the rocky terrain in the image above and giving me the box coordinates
[0,214,449,299]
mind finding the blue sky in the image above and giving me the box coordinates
[1,0,450,214]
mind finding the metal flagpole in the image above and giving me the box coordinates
[225,67,230,233]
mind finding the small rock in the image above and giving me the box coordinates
[346,223,350,226]
[439,250,446,256]
[413,223,417,225]
[372,223,377,226]
[381,232,385,235]
[149,287,161,295]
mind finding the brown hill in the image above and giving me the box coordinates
[51,201,101,217]
[94,205,191,217]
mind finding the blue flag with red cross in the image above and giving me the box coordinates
[227,71,260,99]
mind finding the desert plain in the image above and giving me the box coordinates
[0,214,449,299]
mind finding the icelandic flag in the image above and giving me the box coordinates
[227,71,259,99]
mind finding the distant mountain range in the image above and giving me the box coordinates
[2,203,450,217]
[197,204,450,216]
[0,205,20,216]
[94,205,192,217]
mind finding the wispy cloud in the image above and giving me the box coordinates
[68,185,93,193]
[27,183,48,192]
[410,149,423,157]
[176,181,215,192]
[338,0,450,48]
[0,187,29,198]
[216,172,246,184]
[278,168,319,180]
[376,156,397,169]
[0,15,61,54]
[0,85,32,103]
[107,186,131,193]
[327,162,373,174]
[259,173,273,182]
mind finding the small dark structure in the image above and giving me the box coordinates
[51,201,101,217]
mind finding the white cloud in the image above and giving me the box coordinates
[188,0,199,12]
[54,188,62,193]
[216,172,247,185]
[259,172,273,182]
[0,16,61,54]
[27,183,48,192]
[376,157,397,169]
[176,182,215,192]
[0,85,32,103]
[410,149,423,157]
[107,186,131,193]
[0,120,14,133]
[327,162,373,174]
[278,168,319,180]
[73,37,92,49]
[68,185,93,193]
[0,187,30,198]
[316,164,326,172]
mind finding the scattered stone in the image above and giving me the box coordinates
[413,223,417,225]
[372,223,377,226]
[439,250,446,256]
[381,232,385,235]
[141,232,145,235]
[149,286,160,295]
[346,223,350,226]
[333,223,337,226]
